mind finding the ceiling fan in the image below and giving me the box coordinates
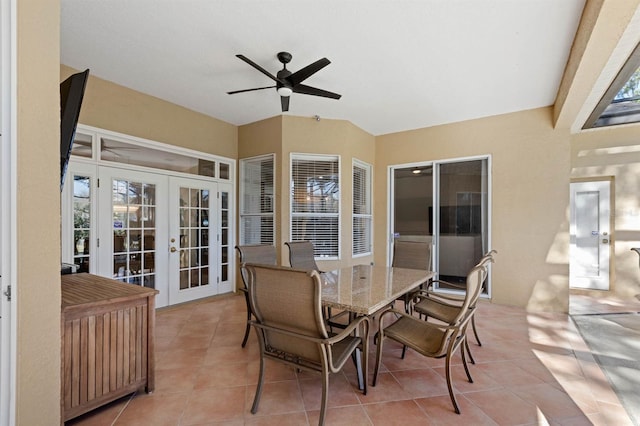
[227,51,341,112]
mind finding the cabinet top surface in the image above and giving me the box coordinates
[62,273,158,309]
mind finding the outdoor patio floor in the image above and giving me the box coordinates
[66,293,638,425]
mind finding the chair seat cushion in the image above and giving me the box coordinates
[414,298,460,323]
[383,316,446,357]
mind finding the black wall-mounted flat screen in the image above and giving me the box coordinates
[60,68,89,191]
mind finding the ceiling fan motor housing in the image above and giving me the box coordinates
[277,51,292,65]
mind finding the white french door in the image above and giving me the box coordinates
[168,177,232,304]
[98,168,170,306]
[570,180,611,290]
[96,168,233,307]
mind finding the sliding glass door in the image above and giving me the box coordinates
[390,157,490,294]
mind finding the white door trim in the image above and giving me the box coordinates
[0,0,17,423]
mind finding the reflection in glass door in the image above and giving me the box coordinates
[72,175,92,272]
[178,186,210,291]
[111,179,158,288]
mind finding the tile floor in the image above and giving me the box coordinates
[67,293,639,425]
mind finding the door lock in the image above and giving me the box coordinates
[602,239,609,244]
[170,247,177,253]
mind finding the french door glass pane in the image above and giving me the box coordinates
[111,179,156,288]
[73,175,91,272]
[220,191,229,282]
[178,187,210,290]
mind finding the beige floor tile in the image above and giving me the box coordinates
[415,394,498,425]
[245,380,305,417]
[362,399,431,425]
[114,392,189,426]
[181,386,246,425]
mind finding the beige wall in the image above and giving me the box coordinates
[571,124,640,299]
[238,115,376,270]
[376,107,572,312]
[16,0,62,423]
[281,116,375,270]
[61,65,238,159]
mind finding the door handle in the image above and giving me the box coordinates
[602,239,609,244]
[170,247,177,253]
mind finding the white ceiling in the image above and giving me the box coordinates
[61,0,586,136]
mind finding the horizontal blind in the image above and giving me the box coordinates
[291,154,340,258]
[240,154,275,245]
[353,216,372,255]
[353,160,372,256]
[291,157,339,214]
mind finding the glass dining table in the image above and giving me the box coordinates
[320,264,435,389]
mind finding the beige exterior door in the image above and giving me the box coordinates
[570,180,611,290]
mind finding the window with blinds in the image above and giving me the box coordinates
[240,154,275,245]
[291,154,340,259]
[353,159,372,256]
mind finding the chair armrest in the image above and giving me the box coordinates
[429,279,466,291]
[379,306,474,331]
[378,307,457,332]
[325,315,370,344]
[250,315,369,346]
[412,289,464,304]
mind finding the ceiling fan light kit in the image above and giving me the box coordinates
[228,51,341,112]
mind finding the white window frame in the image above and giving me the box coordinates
[352,159,372,257]
[290,153,341,260]
[239,153,276,245]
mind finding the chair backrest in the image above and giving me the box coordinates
[245,263,328,362]
[235,244,277,288]
[285,241,321,271]
[392,240,432,270]
[236,244,277,265]
[452,264,487,326]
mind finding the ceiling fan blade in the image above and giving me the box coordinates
[227,85,276,95]
[293,84,341,99]
[236,54,280,82]
[281,95,290,112]
[287,58,330,86]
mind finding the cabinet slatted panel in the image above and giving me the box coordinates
[61,273,157,422]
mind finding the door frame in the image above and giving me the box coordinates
[387,155,492,297]
[0,0,16,422]
[569,177,613,290]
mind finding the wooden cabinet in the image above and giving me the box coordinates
[61,273,158,422]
